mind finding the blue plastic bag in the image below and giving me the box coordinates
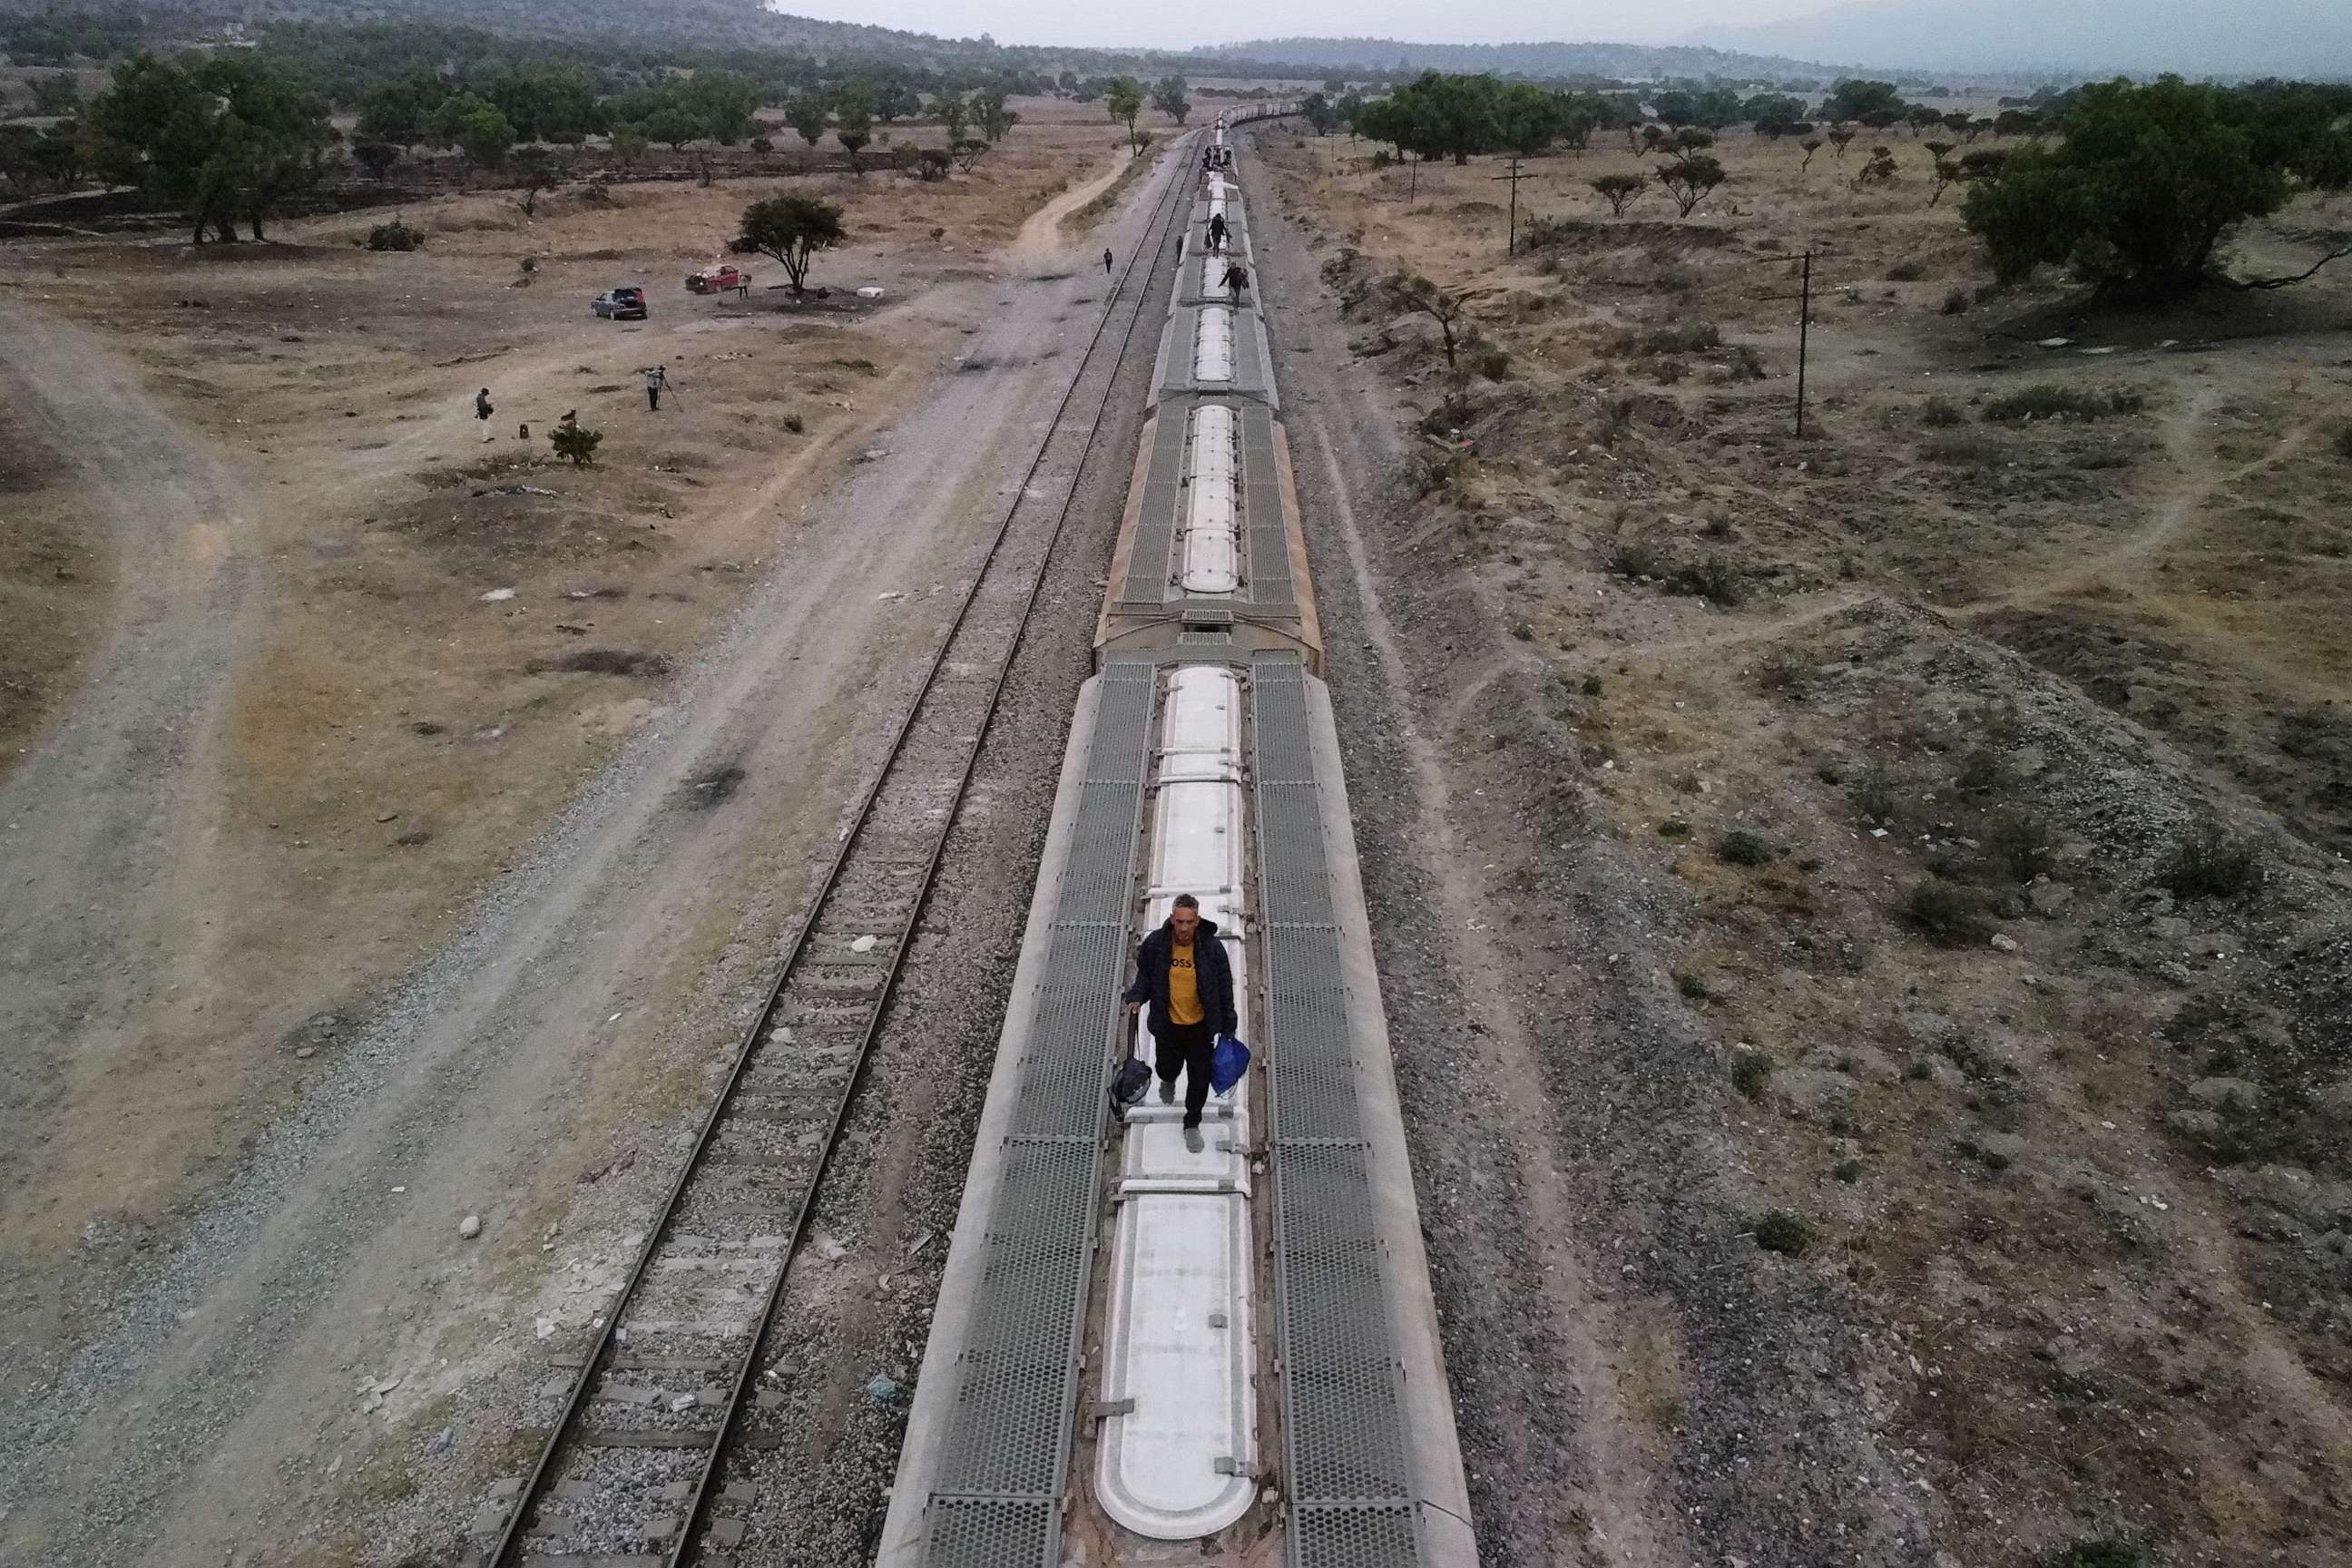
[1209,1034,1250,1095]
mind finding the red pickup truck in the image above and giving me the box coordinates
[685,266,750,295]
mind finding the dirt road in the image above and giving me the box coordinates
[0,148,1188,1565]
[0,308,255,1227]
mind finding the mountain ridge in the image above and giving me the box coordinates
[1690,0,2352,80]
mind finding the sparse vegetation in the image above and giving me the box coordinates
[366,219,424,251]
[1982,385,2146,423]
[1718,828,1770,866]
[1907,877,1992,945]
[2154,820,2266,901]
[548,420,602,467]
[1754,1209,1810,1254]
[1730,1050,1773,1099]
[1677,971,1710,1000]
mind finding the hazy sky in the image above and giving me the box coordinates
[774,0,1841,52]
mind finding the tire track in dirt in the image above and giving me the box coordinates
[0,306,257,1214]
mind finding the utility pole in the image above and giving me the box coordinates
[1755,246,1821,438]
[1795,249,1812,438]
[1490,155,1531,254]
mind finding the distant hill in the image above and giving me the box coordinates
[1203,35,1837,84]
[1691,0,2352,80]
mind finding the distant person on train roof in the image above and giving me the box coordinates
[1122,893,1238,1154]
[1206,211,1228,252]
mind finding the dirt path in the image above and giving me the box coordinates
[0,163,1184,1564]
[1011,144,1129,265]
[0,307,256,1210]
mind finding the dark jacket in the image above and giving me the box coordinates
[1122,917,1239,1039]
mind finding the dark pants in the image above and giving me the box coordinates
[1153,1020,1215,1126]
[647,387,660,411]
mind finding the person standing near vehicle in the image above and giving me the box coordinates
[644,365,668,412]
[1122,893,1237,1152]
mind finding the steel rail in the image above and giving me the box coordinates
[486,132,1201,1568]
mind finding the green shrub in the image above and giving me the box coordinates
[366,220,424,252]
[1907,877,1991,945]
[1668,553,1745,606]
[1886,258,1927,281]
[1941,288,1970,315]
[1835,1158,1864,1182]
[1677,972,1711,1000]
[1904,1057,1936,1082]
[1982,384,2146,423]
[1718,828,1770,866]
[1754,1210,1810,1254]
[1990,812,2055,882]
[2154,820,2265,900]
[547,420,603,467]
[1607,536,1667,578]
[1642,320,1720,355]
[1730,1051,1773,1099]
[1921,395,1966,426]
[1657,818,1691,838]
[1849,762,1895,821]
[1580,673,1604,696]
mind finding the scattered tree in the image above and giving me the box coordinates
[1150,74,1191,125]
[1824,79,1906,123]
[1800,135,1825,170]
[1382,271,1468,368]
[937,92,969,144]
[431,92,516,171]
[972,87,1017,142]
[609,122,648,169]
[737,192,845,295]
[1655,151,1727,217]
[1853,144,1899,188]
[1592,172,1647,216]
[1302,91,1337,136]
[508,144,562,216]
[1963,75,2352,297]
[1106,75,1145,152]
[787,93,828,148]
[1827,126,1857,160]
[951,138,990,173]
[833,80,875,167]
[352,140,400,183]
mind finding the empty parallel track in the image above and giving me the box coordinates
[474,138,1199,1568]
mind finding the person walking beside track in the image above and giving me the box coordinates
[1122,893,1237,1153]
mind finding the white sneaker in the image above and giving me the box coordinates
[1182,1125,1204,1153]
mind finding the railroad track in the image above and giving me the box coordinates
[475,140,1198,1568]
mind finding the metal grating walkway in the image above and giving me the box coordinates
[923,662,1158,1568]
[1251,655,1427,1568]
[1115,405,1296,619]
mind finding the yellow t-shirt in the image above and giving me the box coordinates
[1167,938,1205,1026]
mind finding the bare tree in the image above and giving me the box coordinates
[1383,271,1468,368]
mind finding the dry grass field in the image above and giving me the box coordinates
[0,98,1127,1270]
[1267,120,2352,1565]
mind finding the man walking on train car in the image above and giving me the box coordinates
[1122,893,1238,1153]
